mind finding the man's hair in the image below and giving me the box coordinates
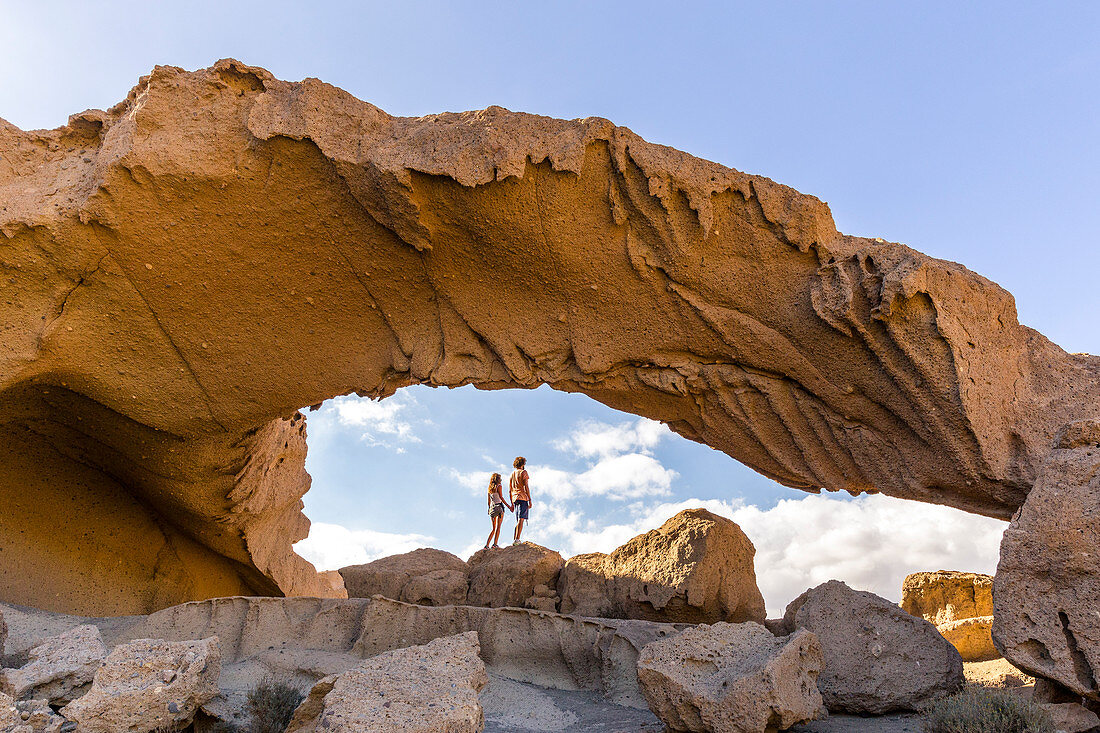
[513,456,526,469]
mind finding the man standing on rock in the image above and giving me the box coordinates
[509,456,532,545]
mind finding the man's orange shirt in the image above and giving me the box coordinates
[509,469,531,503]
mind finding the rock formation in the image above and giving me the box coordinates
[0,691,69,732]
[2,59,1098,613]
[902,571,997,662]
[994,419,1100,703]
[60,636,221,732]
[286,632,487,733]
[558,508,765,624]
[0,624,106,704]
[466,542,564,609]
[637,622,824,732]
[339,547,468,606]
[777,580,964,714]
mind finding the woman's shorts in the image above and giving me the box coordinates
[489,502,505,518]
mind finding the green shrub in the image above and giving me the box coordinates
[922,686,1055,733]
[246,677,305,733]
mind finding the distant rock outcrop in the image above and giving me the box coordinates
[558,509,766,624]
[777,580,963,714]
[902,570,997,662]
[340,548,468,606]
[994,419,1100,703]
[637,622,824,732]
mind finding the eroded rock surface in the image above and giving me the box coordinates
[0,691,69,732]
[340,547,468,606]
[901,571,993,626]
[60,636,221,732]
[287,632,487,733]
[994,419,1100,702]
[638,622,824,732]
[559,508,765,624]
[2,59,1098,614]
[0,624,106,704]
[467,542,563,609]
[778,580,963,714]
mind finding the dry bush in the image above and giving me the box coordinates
[922,686,1055,733]
[246,677,305,733]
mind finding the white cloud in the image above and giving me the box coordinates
[293,522,434,570]
[552,418,669,459]
[323,392,422,449]
[517,493,1006,617]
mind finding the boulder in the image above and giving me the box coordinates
[0,691,70,732]
[778,580,963,714]
[937,616,998,662]
[317,570,349,599]
[286,631,487,732]
[637,622,824,732]
[901,571,994,626]
[339,548,468,606]
[994,419,1100,702]
[1038,702,1100,733]
[558,509,766,624]
[60,636,221,732]
[0,624,107,704]
[467,543,563,609]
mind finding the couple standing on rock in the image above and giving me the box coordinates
[484,456,533,549]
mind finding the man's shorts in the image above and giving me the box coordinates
[514,500,529,520]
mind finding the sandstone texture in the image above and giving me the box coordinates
[994,419,1100,703]
[558,508,765,624]
[2,59,1097,613]
[0,624,106,704]
[637,622,824,732]
[60,636,221,732]
[467,542,563,609]
[937,616,998,663]
[778,580,963,714]
[287,632,487,732]
[340,547,468,605]
[901,571,993,626]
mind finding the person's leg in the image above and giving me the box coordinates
[492,514,503,546]
[514,517,525,543]
[486,514,498,548]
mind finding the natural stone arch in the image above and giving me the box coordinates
[1,59,1097,615]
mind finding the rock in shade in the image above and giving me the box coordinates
[466,543,563,609]
[285,631,487,733]
[0,691,71,732]
[0,624,107,704]
[60,636,221,732]
[637,622,824,733]
[778,580,963,714]
[1038,702,1100,733]
[558,508,766,624]
[994,419,1100,703]
[901,571,994,626]
[340,548,468,606]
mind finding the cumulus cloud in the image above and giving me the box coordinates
[519,494,1006,617]
[552,418,670,459]
[293,522,433,570]
[323,392,422,450]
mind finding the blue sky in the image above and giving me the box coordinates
[3,2,1095,613]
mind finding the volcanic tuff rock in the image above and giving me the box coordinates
[637,622,824,733]
[286,632,487,733]
[0,624,106,704]
[339,547,468,606]
[466,542,564,609]
[2,59,1099,613]
[0,691,69,732]
[778,580,964,714]
[994,419,1100,702]
[901,571,994,626]
[558,508,765,624]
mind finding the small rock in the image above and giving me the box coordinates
[0,625,107,705]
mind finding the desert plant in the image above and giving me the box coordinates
[246,677,305,733]
[922,686,1056,733]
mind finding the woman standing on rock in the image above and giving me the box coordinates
[484,473,512,549]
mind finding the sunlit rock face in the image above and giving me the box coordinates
[1,59,1097,614]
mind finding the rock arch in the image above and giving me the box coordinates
[1,59,1097,614]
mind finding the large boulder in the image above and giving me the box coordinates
[994,419,1100,703]
[339,548,468,606]
[937,616,998,662]
[558,509,766,624]
[637,622,823,732]
[778,580,963,714]
[0,624,107,704]
[60,636,221,732]
[286,631,487,732]
[901,571,993,626]
[466,543,563,610]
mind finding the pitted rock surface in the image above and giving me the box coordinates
[0,624,106,704]
[340,547,468,606]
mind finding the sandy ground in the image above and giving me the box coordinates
[480,675,923,732]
